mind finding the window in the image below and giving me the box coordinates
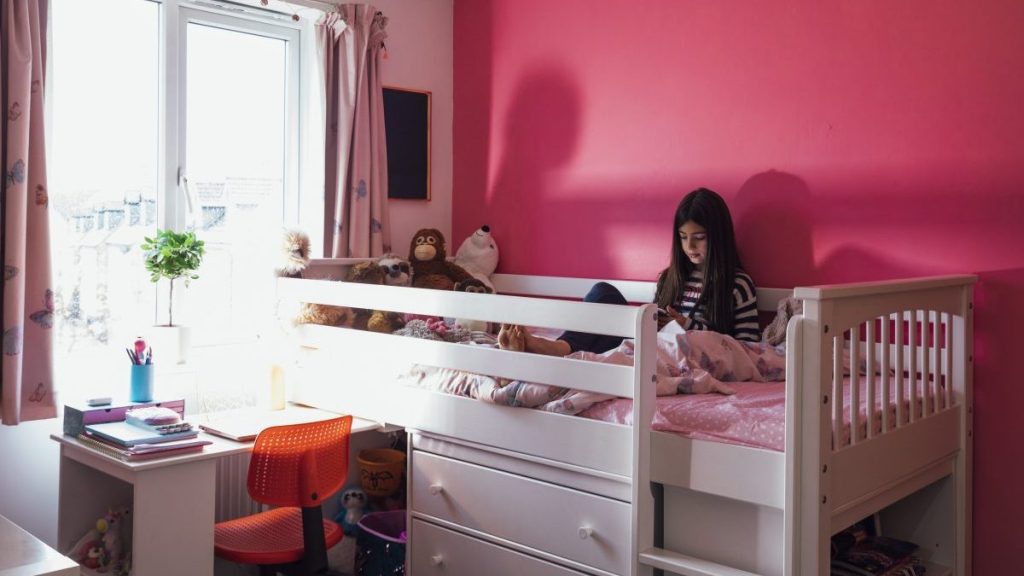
[49,0,318,410]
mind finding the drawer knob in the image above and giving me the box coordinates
[578,526,594,540]
[429,483,444,496]
[431,554,444,566]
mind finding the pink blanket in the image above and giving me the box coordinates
[580,377,942,452]
[400,324,788,415]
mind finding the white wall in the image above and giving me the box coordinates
[0,0,454,547]
[374,0,454,255]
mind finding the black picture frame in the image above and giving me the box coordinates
[383,86,431,200]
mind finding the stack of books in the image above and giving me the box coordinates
[81,406,210,461]
[831,523,927,576]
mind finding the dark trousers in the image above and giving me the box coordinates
[557,282,628,354]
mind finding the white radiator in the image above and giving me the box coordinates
[215,452,262,522]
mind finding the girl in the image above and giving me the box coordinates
[655,187,759,342]
[500,187,758,356]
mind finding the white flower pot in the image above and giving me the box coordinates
[144,325,191,366]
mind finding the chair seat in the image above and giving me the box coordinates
[215,507,343,565]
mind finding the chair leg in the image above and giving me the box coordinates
[299,506,330,575]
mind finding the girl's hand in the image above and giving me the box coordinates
[658,306,689,328]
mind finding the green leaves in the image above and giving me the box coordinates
[141,229,206,284]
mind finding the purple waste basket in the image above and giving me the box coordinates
[355,510,406,576]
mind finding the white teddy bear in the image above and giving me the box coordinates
[453,225,499,292]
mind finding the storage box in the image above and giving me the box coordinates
[355,510,406,576]
[63,399,186,437]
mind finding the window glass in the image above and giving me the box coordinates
[49,0,159,392]
[182,22,289,346]
[49,0,308,410]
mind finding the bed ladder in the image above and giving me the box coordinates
[638,548,761,576]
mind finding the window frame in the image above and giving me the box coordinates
[158,0,305,325]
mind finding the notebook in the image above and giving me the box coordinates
[85,420,199,447]
[197,407,338,442]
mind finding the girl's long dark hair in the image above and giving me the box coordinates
[655,188,743,334]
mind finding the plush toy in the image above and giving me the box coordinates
[344,261,405,333]
[83,545,105,570]
[377,254,413,287]
[334,487,368,536]
[454,225,500,292]
[101,508,127,572]
[273,229,354,327]
[293,300,354,328]
[409,228,474,291]
[67,507,129,573]
[393,318,489,344]
[452,277,495,333]
[66,514,107,565]
[276,228,311,278]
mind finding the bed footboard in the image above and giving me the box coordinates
[787,275,975,576]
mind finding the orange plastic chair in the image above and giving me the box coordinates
[215,415,352,576]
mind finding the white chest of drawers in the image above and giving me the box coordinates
[408,433,631,576]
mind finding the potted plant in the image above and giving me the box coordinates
[141,229,205,364]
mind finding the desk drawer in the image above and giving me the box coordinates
[411,450,629,574]
[412,519,588,576]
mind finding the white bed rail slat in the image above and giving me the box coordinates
[296,324,637,397]
[913,311,921,424]
[865,321,876,440]
[280,277,640,337]
[933,312,943,413]
[921,310,932,418]
[849,324,860,445]
[881,315,891,434]
[895,313,905,427]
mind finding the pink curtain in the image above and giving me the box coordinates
[317,5,390,257]
[1,0,55,425]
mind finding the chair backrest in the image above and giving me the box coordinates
[247,415,353,508]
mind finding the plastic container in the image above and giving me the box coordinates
[355,510,406,576]
[357,448,406,497]
[129,364,154,402]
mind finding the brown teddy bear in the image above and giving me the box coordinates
[409,228,475,290]
[346,261,406,333]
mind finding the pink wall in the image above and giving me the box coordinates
[453,1,1024,574]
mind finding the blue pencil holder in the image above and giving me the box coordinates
[130,364,154,402]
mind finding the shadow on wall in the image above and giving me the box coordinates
[480,67,691,279]
[484,67,609,273]
[732,170,929,289]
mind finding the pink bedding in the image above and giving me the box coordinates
[579,378,943,452]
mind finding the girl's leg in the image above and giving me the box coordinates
[556,282,628,354]
[498,283,629,356]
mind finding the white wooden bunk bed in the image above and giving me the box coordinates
[278,261,975,576]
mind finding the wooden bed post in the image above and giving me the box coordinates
[787,297,834,576]
[953,283,975,576]
[631,304,658,576]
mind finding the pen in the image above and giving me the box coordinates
[126,348,137,364]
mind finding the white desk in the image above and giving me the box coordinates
[51,406,381,576]
[0,514,79,576]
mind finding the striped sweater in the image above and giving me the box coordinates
[670,269,760,342]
